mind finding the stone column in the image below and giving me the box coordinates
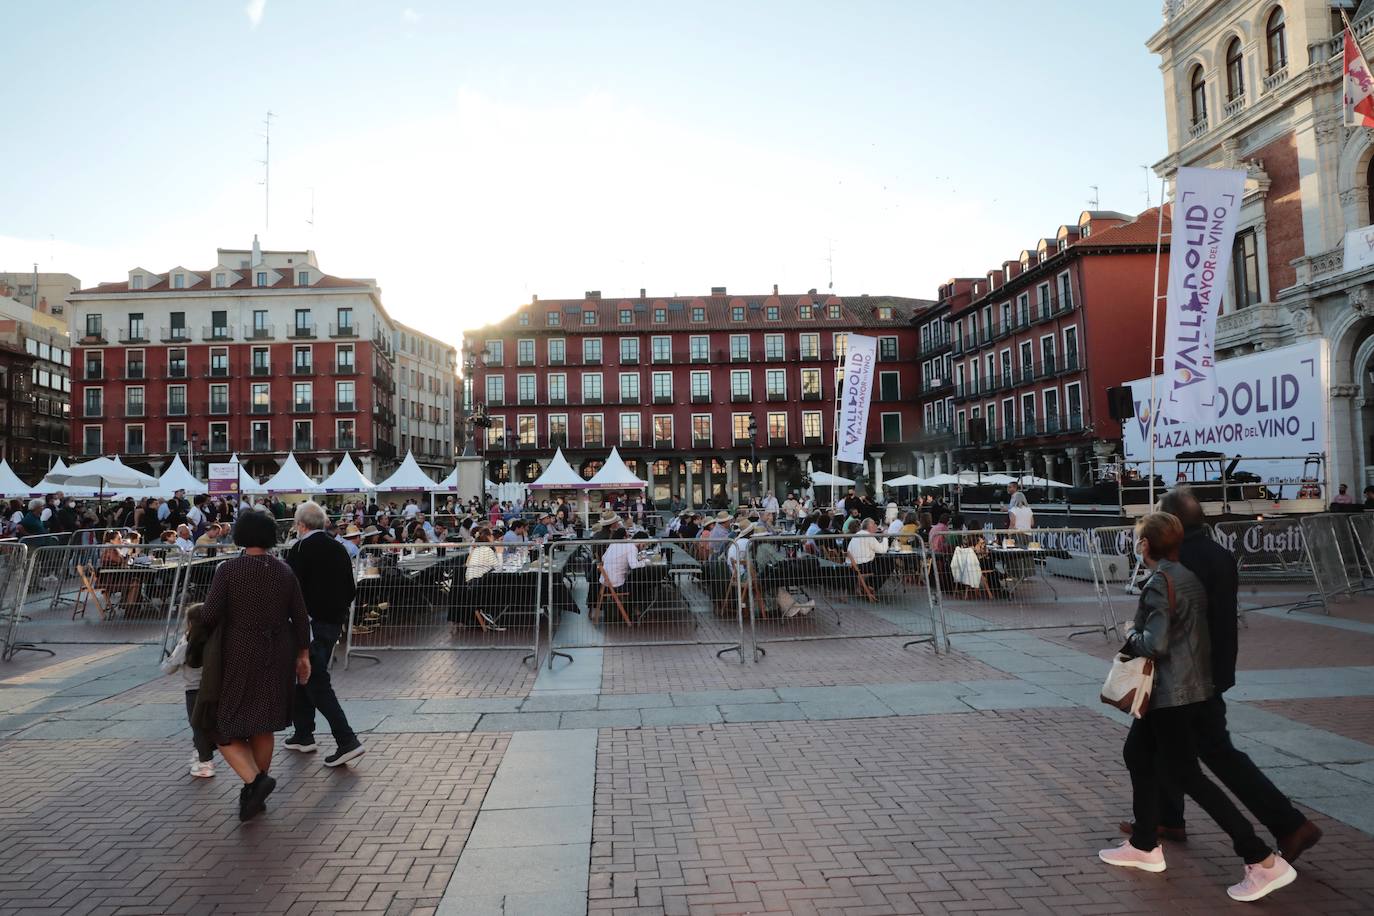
[684,461,694,509]
[1066,447,1082,488]
[644,460,655,505]
[504,458,514,484]
[670,461,680,504]
[1330,384,1361,501]
[726,460,738,505]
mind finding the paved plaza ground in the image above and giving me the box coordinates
[2,589,1374,915]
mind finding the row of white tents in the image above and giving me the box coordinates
[0,451,466,501]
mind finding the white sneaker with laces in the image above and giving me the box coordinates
[1227,856,1296,902]
[189,760,215,778]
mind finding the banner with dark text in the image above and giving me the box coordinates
[836,333,877,465]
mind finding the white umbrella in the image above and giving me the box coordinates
[884,473,926,488]
[809,470,855,486]
[980,473,1018,486]
[1020,474,1071,489]
[922,473,961,486]
[47,455,158,490]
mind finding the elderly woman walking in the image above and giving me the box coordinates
[191,510,310,821]
[1098,512,1296,902]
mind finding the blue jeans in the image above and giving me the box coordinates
[291,622,357,747]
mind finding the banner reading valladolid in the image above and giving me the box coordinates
[1124,339,1329,485]
[1159,166,1248,423]
[836,333,877,465]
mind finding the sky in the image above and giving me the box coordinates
[2,1,1168,345]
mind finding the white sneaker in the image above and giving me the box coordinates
[189,760,215,778]
[1227,856,1296,902]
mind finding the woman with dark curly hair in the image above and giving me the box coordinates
[192,509,310,821]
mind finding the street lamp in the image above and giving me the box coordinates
[190,430,200,477]
[747,415,758,506]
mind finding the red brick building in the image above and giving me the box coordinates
[914,208,1170,486]
[463,289,931,505]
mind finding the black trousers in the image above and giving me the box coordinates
[1125,701,1271,864]
[1157,695,1306,839]
[184,689,215,763]
[291,622,357,747]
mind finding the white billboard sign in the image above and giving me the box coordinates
[836,334,877,465]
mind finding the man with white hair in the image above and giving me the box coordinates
[283,501,365,767]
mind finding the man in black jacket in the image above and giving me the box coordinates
[1128,489,1321,861]
[283,501,365,767]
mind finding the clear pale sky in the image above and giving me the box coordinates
[2,1,1167,345]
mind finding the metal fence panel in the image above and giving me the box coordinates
[0,542,30,660]
[934,526,1118,642]
[1298,514,1369,612]
[1211,516,1316,613]
[741,532,940,657]
[545,536,746,664]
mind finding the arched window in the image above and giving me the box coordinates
[1267,7,1287,74]
[1226,38,1245,99]
[1190,65,1208,125]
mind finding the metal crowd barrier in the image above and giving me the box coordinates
[740,532,941,658]
[1296,514,1370,612]
[0,542,31,661]
[933,526,1119,644]
[1211,516,1316,613]
[346,542,541,668]
[544,536,747,665]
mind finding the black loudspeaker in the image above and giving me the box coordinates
[968,417,987,445]
[1107,386,1135,421]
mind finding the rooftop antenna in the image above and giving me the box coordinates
[826,238,835,291]
[258,110,276,232]
[1141,166,1153,208]
[306,187,315,230]
[1088,185,1101,211]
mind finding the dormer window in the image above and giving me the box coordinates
[877,305,893,321]
[517,311,530,326]
[691,307,705,322]
[256,271,267,287]
[799,304,812,319]
[214,273,227,288]
[827,304,841,319]
[618,308,632,324]
[731,305,745,321]
[297,270,309,286]
[1080,224,1092,238]
[653,308,666,323]
[131,275,143,290]
[173,274,186,289]
[581,310,596,325]
[766,305,779,320]
[547,310,561,327]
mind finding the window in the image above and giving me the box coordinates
[618,372,640,401]
[732,413,752,442]
[1043,388,1061,430]
[256,271,267,287]
[1040,335,1057,372]
[250,420,270,450]
[653,308,666,323]
[583,414,604,446]
[1266,7,1286,75]
[691,306,705,322]
[130,275,143,290]
[879,371,900,401]
[690,371,710,399]
[548,373,567,401]
[296,270,309,286]
[292,420,312,449]
[334,419,354,449]
[878,336,898,360]
[85,313,103,338]
[833,332,848,360]
[1057,271,1073,309]
[1190,64,1207,125]
[209,383,229,415]
[767,412,787,441]
[210,309,228,337]
[167,385,187,416]
[800,333,819,360]
[517,311,530,327]
[1225,37,1244,100]
[517,374,536,403]
[210,348,229,376]
[83,425,102,455]
[548,338,565,364]
[121,386,143,417]
[881,413,901,443]
[652,336,671,362]
[692,414,712,444]
[766,305,780,321]
[1066,382,1083,426]
[730,369,751,398]
[127,312,145,340]
[168,349,187,378]
[292,310,312,336]
[548,310,562,326]
[517,339,535,365]
[1231,228,1261,310]
[485,375,505,404]
[583,372,603,401]
[764,333,784,360]
[583,338,602,363]
[827,303,841,319]
[652,372,672,400]
[252,382,270,413]
[251,347,270,375]
[125,425,144,454]
[731,305,745,321]
[293,382,312,411]
[765,368,786,398]
[802,411,822,441]
[801,367,822,399]
[619,413,640,445]
[252,309,269,335]
[1063,326,1080,366]
[293,346,312,373]
[653,415,673,444]
[518,415,537,447]
[799,303,813,320]
[689,335,709,361]
[336,344,354,372]
[729,334,750,361]
[549,414,568,445]
[1021,392,1037,432]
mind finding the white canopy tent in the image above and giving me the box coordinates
[224,454,261,499]
[46,456,158,491]
[586,448,647,489]
[434,467,459,492]
[247,453,323,495]
[375,452,438,492]
[527,448,592,490]
[0,460,34,498]
[319,453,376,493]
[809,470,855,487]
[157,454,207,496]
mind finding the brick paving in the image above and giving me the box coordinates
[1251,695,1374,746]
[0,732,506,916]
[590,710,1374,915]
[599,638,1013,695]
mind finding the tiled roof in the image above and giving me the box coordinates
[72,271,369,296]
[1075,206,1171,249]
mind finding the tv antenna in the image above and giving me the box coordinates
[1142,166,1152,207]
[1088,185,1100,211]
[826,238,835,291]
[258,110,276,231]
[306,187,316,229]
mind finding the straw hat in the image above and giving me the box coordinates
[736,521,756,538]
[714,511,732,523]
[343,524,362,539]
[595,513,624,530]
[362,525,382,537]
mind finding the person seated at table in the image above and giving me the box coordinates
[678,512,700,541]
[464,529,500,583]
[726,521,756,582]
[885,511,906,538]
[896,512,921,547]
[174,524,196,554]
[917,511,934,543]
[803,512,824,554]
[600,527,647,606]
[847,518,895,589]
[929,512,953,555]
[707,511,733,557]
[502,518,529,550]
[196,523,223,549]
[531,513,552,539]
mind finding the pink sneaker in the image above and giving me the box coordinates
[1098,839,1166,873]
[1227,856,1296,902]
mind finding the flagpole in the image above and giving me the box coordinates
[1146,176,1169,509]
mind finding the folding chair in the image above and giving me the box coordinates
[73,564,112,620]
[847,555,879,602]
[594,561,634,626]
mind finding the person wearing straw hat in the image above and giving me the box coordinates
[707,510,732,557]
[335,523,363,559]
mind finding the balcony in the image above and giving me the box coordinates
[123,442,146,456]
[581,353,600,366]
[161,327,191,343]
[798,349,821,362]
[582,394,600,406]
[652,393,673,405]
[549,434,568,449]
[1059,350,1081,374]
[119,405,145,418]
[652,351,672,365]
[487,394,506,407]
[919,334,951,356]
[803,434,823,446]
[245,324,275,340]
[329,322,357,338]
[768,435,787,447]
[164,365,188,380]
[729,350,749,364]
[207,400,230,416]
[730,391,751,403]
[1037,356,1058,379]
[203,365,232,379]
[81,441,102,457]
[248,436,275,453]
[549,352,565,366]
[1223,94,1246,120]
[249,363,272,376]
[766,391,787,402]
[117,366,146,381]
[518,395,537,406]
[166,402,188,417]
[693,435,712,448]
[83,368,104,381]
[1263,66,1289,94]
[118,329,149,344]
[288,324,317,340]
[690,350,710,364]
[764,349,785,363]
[202,326,234,341]
[618,393,640,405]
[293,435,314,451]
[951,337,964,356]
[206,438,230,455]
[291,400,314,414]
[251,401,272,415]
[80,331,108,345]
[919,378,945,396]
[517,354,535,367]
[1187,117,1209,141]
[583,437,604,449]
[690,392,711,404]
[1017,364,1035,386]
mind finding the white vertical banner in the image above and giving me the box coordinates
[1160,166,1248,423]
[836,333,878,464]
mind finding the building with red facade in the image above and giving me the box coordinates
[67,240,400,482]
[462,288,931,505]
[914,208,1170,486]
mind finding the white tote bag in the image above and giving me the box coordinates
[1100,572,1173,719]
[950,546,982,588]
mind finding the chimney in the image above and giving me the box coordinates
[585,290,601,299]
[710,286,726,296]
[251,234,263,267]
[531,294,538,303]
[808,288,818,295]
[772,284,778,295]
[38,296,49,314]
